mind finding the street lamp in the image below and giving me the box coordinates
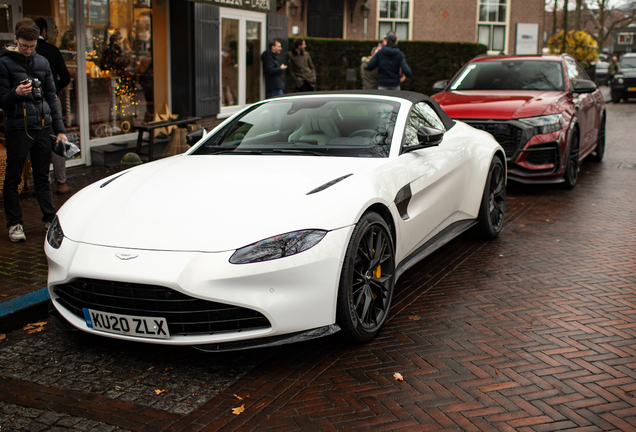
[289,0,298,18]
[361,1,371,40]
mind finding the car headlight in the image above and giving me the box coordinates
[230,230,327,264]
[616,75,624,84]
[46,216,64,249]
[518,114,563,134]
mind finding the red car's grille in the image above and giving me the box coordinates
[53,278,271,336]
[466,122,524,158]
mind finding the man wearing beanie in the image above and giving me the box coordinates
[365,32,411,90]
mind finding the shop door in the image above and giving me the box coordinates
[219,9,265,117]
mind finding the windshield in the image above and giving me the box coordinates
[620,56,636,68]
[449,60,565,91]
[191,98,399,158]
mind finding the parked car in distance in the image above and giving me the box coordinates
[432,54,606,188]
[610,53,636,103]
[46,91,507,352]
[595,58,610,85]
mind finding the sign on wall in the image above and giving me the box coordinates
[185,0,274,13]
[515,23,539,55]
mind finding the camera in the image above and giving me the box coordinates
[21,77,42,100]
[31,78,42,100]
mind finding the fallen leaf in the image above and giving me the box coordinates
[23,321,47,334]
[408,316,420,321]
[186,400,193,405]
[232,404,245,415]
[155,389,167,395]
[0,334,6,342]
[494,365,498,375]
[0,294,8,297]
[394,372,404,381]
[233,394,243,401]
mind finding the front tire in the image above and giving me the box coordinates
[336,212,395,343]
[475,156,506,239]
[589,115,605,162]
[563,128,580,189]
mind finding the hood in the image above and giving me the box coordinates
[58,155,387,252]
[617,67,636,77]
[1,43,24,59]
[432,90,568,120]
[380,45,401,57]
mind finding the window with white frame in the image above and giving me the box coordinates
[378,0,410,40]
[477,0,507,52]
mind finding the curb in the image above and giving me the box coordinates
[0,288,50,334]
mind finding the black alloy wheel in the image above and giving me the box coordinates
[589,115,606,162]
[563,128,580,189]
[336,212,395,343]
[475,156,506,239]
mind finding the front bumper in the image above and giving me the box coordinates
[464,120,565,183]
[46,226,354,347]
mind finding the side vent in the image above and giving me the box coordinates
[307,174,353,195]
[394,184,412,220]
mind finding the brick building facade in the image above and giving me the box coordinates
[284,0,545,55]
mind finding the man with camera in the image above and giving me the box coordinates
[0,18,67,242]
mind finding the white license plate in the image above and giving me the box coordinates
[83,308,170,339]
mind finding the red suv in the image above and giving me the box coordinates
[432,54,605,188]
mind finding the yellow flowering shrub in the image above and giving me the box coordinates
[547,30,599,69]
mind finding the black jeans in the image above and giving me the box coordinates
[3,128,56,227]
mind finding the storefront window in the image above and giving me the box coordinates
[85,0,154,138]
[221,18,239,107]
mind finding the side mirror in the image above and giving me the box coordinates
[403,126,444,153]
[572,79,597,94]
[432,80,448,92]
[186,128,206,146]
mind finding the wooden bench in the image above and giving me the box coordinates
[133,116,201,161]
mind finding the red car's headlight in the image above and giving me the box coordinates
[518,114,563,134]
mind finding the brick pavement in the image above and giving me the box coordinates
[1,97,635,431]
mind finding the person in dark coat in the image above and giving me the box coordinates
[287,38,316,92]
[261,39,287,97]
[365,32,412,90]
[35,17,72,196]
[0,18,67,242]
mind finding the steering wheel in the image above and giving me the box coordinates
[349,129,377,138]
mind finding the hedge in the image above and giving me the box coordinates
[287,37,487,95]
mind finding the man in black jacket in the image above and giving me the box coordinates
[365,32,412,90]
[261,39,287,98]
[35,17,72,196]
[0,18,67,242]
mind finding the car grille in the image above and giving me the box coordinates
[53,278,271,336]
[466,122,523,158]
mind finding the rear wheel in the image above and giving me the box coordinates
[611,92,621,103]
[589,115,605,162]
[336,212,395,343]
[475,156,506,239]
[563,128,580,189]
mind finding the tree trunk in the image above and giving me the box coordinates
[563,0,569,52]
[553,0,558,36]
[574,0,583,30]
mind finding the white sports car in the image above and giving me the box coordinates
[46,91,506,351]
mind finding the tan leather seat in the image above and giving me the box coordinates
[288,109,340,145]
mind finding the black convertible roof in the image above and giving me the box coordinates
[282,90,456,131]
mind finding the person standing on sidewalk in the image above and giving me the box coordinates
[287,38,316,93]
[35,18,71,195]
[261,39,287,98]
[365,32,411,90]
[0,18,67,242]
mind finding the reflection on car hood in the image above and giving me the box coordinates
[617,67,636,78]
[58,155,387,252]
[432,90,567,120]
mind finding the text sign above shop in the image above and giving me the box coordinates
[186,0,274,13]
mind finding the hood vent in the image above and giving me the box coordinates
[100,171,129,188]
[307,174,353,195]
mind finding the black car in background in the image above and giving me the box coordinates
[610,53,636,103]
